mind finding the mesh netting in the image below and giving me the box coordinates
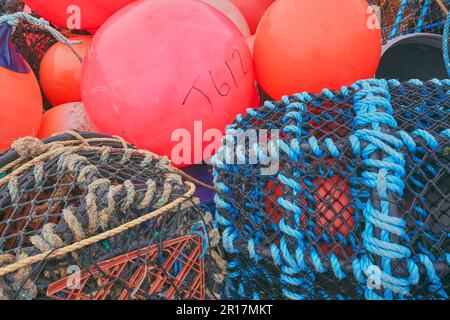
[0,132,226,300]
[1,1,55,109]
[213,79,449,300]
[1,2,90,110]
[368,0,448,43]
[1,0,55,74]
[11,21,56,76]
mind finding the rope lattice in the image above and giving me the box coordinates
[443,9,450,76]
[213,79,449,300]
[368,0,449,43]
[0,132,226,300]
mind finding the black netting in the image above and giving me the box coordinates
[12,21,56,76]
[368,0,447,43]
[1,1,92,110]
[0,132,226,300]
[213,79,449,300]
[1,0,23,14]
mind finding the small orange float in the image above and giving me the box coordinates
[39,35,92,106]
[37,102,93,139]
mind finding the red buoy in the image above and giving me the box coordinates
[24,0,136,30]
[313,175,355,236]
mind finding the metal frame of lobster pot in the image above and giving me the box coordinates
[376,33,448,81]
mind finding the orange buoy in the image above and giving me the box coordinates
[81,0,256,166]
[37,102,93,139]
[254,0,381,99]
[39,35,92,106]
[0,23,42,151]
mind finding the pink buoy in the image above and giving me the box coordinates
[81,0,256,166]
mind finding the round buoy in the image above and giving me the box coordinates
[313,175,355,236]
[23,0,136,30]
[39,35,92,106]
[254,0,382,99]
[81,0,256,166]
[37,102,93,139]
[265,174,354,236]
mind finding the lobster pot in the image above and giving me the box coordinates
[1,0,57,75]
[368,0,448,44]
[1,2,56,109]
[2,0,89,78]
[11,19,56,75]
[0,132,225,300]
[213,79,449,300]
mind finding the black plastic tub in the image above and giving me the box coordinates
[376,33,448,81]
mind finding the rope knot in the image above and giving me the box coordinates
[11,137,48,158]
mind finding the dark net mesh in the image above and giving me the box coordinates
[11,21,56,75]
[213,79,449,300]
[1,0,55,73]
[1,0,23,14]
[368,0,448,43]
[0,132,226,300]
[1,0,56,109]
[1,0,91,110]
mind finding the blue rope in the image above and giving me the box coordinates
[416,0,432,33]
[444,11,450,77]
[213,78,450,300]
[390,0,409,39]
[187,221,209,260]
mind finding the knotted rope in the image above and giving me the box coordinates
[213,78,449,300]
[0,181,195,278]
[0,132,222,301]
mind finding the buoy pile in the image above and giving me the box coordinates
[213,79,449,300]
[0,132,225,300]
